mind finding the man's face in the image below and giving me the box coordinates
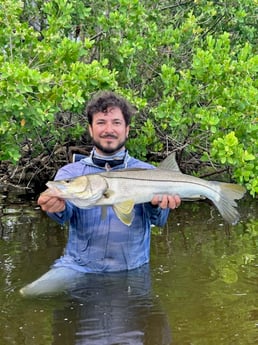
[89,106,129,155]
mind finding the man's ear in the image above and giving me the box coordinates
[126,126,130,138]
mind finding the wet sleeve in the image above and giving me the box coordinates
[144,203,170,227]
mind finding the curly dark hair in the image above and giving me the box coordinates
[85,91,135,126]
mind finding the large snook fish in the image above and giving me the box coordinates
[42,154,246,226]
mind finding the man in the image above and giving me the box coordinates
[20,91,181,297]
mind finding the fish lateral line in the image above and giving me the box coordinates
[101,174,231,196]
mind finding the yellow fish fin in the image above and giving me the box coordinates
[112,200,135,226]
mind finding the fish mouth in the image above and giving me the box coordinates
[42,184,64,197]
[46,182,68,194]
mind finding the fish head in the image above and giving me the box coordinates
[45,175,108,205]
[46,176,89,196]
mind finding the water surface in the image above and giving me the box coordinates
[0,190,257,345]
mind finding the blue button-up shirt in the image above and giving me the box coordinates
[48,151,170,273]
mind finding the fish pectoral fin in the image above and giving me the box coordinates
[103,189,114,198]
[113,200,135,226]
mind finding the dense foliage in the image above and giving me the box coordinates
[0,0,257,195]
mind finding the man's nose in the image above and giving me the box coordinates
[104,122,114,133]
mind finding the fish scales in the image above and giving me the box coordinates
[43,154,246,226]
[96,169,220,205]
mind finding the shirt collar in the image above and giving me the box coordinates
[82,149,130,170]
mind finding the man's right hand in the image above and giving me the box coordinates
[37,194,66,213]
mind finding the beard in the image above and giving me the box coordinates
[92,138,127,155]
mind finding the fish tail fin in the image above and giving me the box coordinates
[213,183,246,225]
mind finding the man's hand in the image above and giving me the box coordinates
[37,194,66,213]
[151,194,181,210]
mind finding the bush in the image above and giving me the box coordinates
[0,0,257,195]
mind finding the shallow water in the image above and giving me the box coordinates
[0,190,257,345]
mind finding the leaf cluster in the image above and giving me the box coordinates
[0,0,257,195]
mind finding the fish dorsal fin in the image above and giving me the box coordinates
[112,200,135,226]
[159,152,181,172]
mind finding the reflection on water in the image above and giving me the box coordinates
[52,266,171,345]
[0,190,257,345]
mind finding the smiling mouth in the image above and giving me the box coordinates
[101,136,117,140]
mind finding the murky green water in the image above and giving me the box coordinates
[0,190,257,345]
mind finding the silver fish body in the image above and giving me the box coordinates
[44,160,246,226]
